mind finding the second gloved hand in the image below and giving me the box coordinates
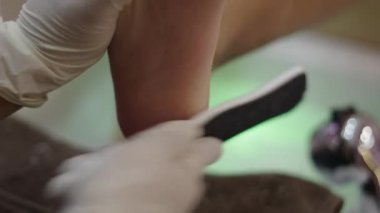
[0,0,132,107]
[48,121,222,213]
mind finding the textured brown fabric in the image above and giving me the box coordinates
[0,118,84,212]
[196,175,343,213]
[0,118,343,213]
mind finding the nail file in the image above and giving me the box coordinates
[192,66,307,141]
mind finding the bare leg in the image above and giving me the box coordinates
[0,0,357,123]
[109,0,226,135]
[109,0,356,136]
[215,0,356,65]
[0,0,355,124]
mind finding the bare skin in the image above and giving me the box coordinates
[0,0,356,132]
[215,0,357,65]
[108,0,227,135]
[109,0,356,136]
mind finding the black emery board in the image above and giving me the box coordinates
[192,66,307,141]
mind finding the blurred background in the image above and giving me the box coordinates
[1,0,380,212]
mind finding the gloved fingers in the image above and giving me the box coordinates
[14,0,130,89]
[58,152,109,175]
[47,168,86,197]
[18,0,118,48]
[194,137,222,166]
[47,152,108,197]
[129,121,204,157]
[1,0,133,107]
[186,137,222,171]
[21,0,130,19]
[58,155,93,173]
[142,120,204,140]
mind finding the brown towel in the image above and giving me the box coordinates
[0,118,343,213]
[197,175,342,213]
[0,118,83,211]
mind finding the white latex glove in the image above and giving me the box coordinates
[48,121,222,213]
[0,0,132,107]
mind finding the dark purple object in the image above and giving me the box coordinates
[311,108,380,201]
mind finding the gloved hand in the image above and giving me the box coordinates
[48,121,222,213]
[0,0,132,107]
